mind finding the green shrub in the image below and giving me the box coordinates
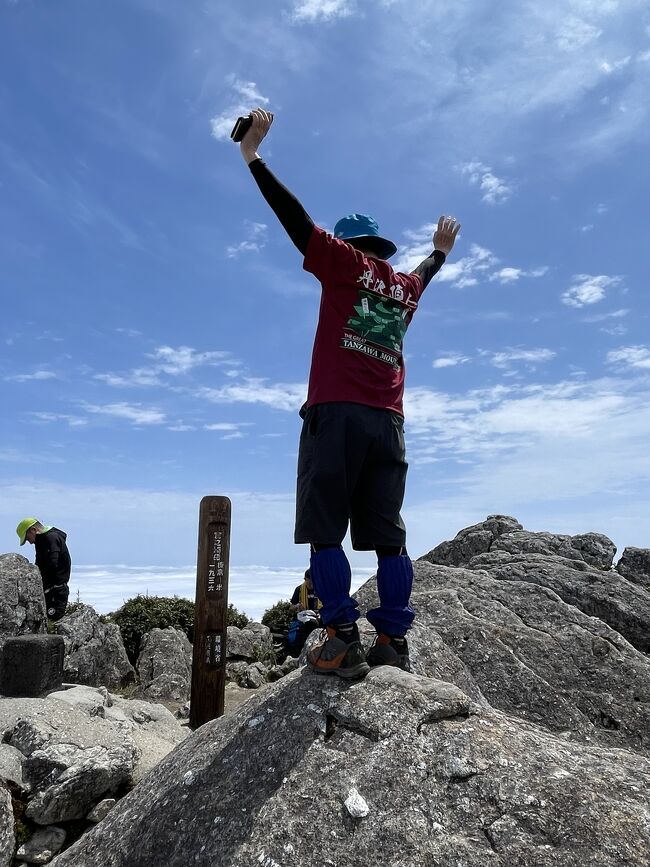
[109,595,196,663]
[108,595,250,663]
[227,603,250,630]
[261,599,294,634]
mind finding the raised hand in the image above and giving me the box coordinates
[433,216,461,256]
[240,108,274,164]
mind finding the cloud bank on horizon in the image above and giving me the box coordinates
[0,0,648,614]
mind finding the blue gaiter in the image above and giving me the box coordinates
[309,547,359,626]
[366,554,415,637]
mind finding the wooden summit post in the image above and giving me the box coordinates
[190,495,231,729]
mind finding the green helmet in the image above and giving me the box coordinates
[16,517,39,546]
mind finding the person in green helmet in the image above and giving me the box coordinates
[16,518,71,621]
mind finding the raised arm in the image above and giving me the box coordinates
[240,108,315,256]
[411,216,461,289]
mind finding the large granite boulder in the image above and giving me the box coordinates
[0,685,190,834]
[0,786,13,867]
[6,702,138,825]
[464,550,650,653]
[422,514,523,567]
[49,667,650,867]
[135,627,192,703]
[54,605,135,690]
[226,622,274,662]
[423,517,616,570]
[16,824,66,863]
[617,546,650,591]
[0,553,46,649]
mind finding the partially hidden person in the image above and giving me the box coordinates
[16,518,71,621]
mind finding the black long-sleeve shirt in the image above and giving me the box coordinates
[35,527,71,591]
[248,158,445,289]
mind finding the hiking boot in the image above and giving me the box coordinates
[307,624,370,679]
[366,634,410,672]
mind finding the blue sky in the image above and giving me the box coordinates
[1,0,649,619]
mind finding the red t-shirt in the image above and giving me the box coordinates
[302,226,424,415]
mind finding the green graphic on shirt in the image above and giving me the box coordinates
[346,290,409,352]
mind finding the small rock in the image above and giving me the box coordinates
[344,788,370,819]
[87,798,116,823]
[16,825,66,863]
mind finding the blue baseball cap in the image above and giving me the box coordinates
[333,213,397,260]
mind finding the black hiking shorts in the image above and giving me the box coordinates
[294,402,408,550]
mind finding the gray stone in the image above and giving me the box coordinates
[490,529,617,569]
[0,742,25,789]
[106,695,189,783]
[405,561,650,754]
[226,622,274,662]
[53,606,134,691]
[46,685,110,716]
[135,627,192,703]
[48,668,650,867]
[225,660,249,686]
[423,517,617,570]
[422,514,523,567]
[464,551,650,653]
[0,635,64,697]
[243,662,266,689]
[0,553,47,650]
[16,825,65,864]
[87,798,116,823]
[0,786,14,867]
[617,546,650,590]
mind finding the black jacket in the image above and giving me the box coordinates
[34,527,71,590]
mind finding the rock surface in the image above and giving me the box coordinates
[617,546,650,591]
[16,825,66,864]
[0,553,46,649]
[0,685,189,838]
[53,606,135,691]
[226,622,274,662]
[135,627,192,702]
[50,666,650,867]
[0,515,643,867]
[0,786,14,867]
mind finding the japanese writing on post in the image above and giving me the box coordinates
[206,524,226,596]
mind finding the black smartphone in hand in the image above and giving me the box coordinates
[230,115,252,142]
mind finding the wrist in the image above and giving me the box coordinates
[241,148,260,165]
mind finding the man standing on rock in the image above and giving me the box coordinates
[16,518,71,620]
[238,109,460,678]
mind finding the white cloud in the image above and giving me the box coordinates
[485,348,556,368]
[561,274,622,307]
[489,266,549,284]
[84,402,166,425]
[432,354,470,369]
[210,77,270,142]
[600,56,632,74]
[607,346,650,370]
[582,308,629,323]
[31,412,88,427]
[95,345,236,388]
[148,346,230,375]
[4,370,57,382]
[226,222,268,258]
[204,422,253,439]
[394,230,547,289]
[555,17,601,51]
[197,378,306,411]
[291,0,353,23]
[403,378,643,468]
[458,161,514,205]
